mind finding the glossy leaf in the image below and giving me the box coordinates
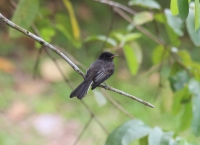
[195,0,200,30]
[186,4,200,46]
[177,0,189,21]
[164,9,184,36]
[133,11,154,25]
[84,35,117,46]
[9,0,39,38]
[62,0,80,40]
[170,0,179,15]
[123,44,139,75]
[128,0,160,9]
[152,45,169,65]
[105,119,151,145]
[188,79,200,136]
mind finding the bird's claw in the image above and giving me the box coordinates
[104,83,109,90]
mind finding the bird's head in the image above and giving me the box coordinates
[98,52,119,61]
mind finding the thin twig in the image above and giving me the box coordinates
[0,13,85,78]
[8,1,110,136]
[95,0,137,15]
[101,89,134,119]
[44,47,75,88]
[81,100,109,134]
[55,45,87,70]
[0,13,155,108]
[33,46,43,79]
[99,84,154,108]
[73,115,93,145]
[113,7,163,45]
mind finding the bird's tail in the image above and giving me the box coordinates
[70,81,92,99]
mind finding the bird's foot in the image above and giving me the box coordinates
[103,83,109,90]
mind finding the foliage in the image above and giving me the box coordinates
[2,0,200,144]
[106,119,194,145]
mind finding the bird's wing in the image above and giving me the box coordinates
[91,65,114,90]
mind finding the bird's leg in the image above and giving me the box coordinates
[103,82,108,90]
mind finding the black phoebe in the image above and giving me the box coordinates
[70,52,118,99]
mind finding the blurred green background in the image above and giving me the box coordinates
[0,0,200,145]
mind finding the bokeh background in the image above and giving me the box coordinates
[0,0,200,145]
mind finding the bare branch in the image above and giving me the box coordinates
[95,0,136,15]
[33,46,43,79]
[0,13,155,108]
[0,13,85,78]
[113,7,163,45]
[101,89,134,119]
[99,84,154,108]
[81,100,109,134]
[73,115,93,145]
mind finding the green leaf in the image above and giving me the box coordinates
[164,9,184,36]
[9,0,39,38]
[56,24,73,42]
[128,0,160,9]
[165,22,180,46]
[133,11,154,25]
[188,79,200,136]
[62,0,80,40]
[124,33,141,43]
[160,132,174,144]
[177,0,189,21]
[84,35,117,46]
[56,23,81,48]
[178,101,192,131]
[148,127,163,145]
[105,119,151,145]
[123,44,139,75]
[177,50,192,63]
[148,127,174,145]
[139,136,148,145]
[195,0,200,30]
[154,13,166,23]
[35,27,55,48]
[170,62,183,75]
[152,45,169,65]
[113,33,141,44]
[171,0,179,15]
[169,70,190,92]
[186,5,200,46]
[130,42,143,64]
[172,86,190,115]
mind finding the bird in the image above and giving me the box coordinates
[70,52,118,99]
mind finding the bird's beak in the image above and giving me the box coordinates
[111,54,119,58]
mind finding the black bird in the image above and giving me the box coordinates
[70,52,118,99]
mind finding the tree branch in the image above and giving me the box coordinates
[0,13,155,108]
[73,115,93,145]
[95,0,137,15]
